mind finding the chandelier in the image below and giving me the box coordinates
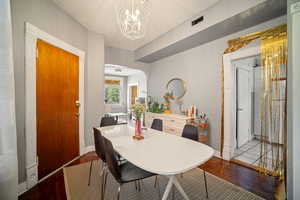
[115,0,150,40]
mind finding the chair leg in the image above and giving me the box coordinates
[117,185,121,200]
[154,176,158,188]
[172,187,175,200]
[203,170,208,199]
[134,181,138,191]
[88,160,94,186]
[138,180,141,192]
[156,176,161,199]
[102,170,109,200]
[101,170,105,200]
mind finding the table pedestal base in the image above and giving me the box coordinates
[162,175,190,200]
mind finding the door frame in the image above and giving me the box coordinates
[25,23,85,188]
[222,46,259,160]
[128,82,139,108]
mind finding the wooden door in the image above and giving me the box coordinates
[36,40,79,180]
[131,86,138,105]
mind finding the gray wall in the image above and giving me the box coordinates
[85,31,105,146]
[288,0,300,199]
[135,0,266,61]
[105,46,150,77]
[11,0,104,183]
[148,16,286,151]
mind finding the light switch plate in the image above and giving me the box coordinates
[291,1,300,14]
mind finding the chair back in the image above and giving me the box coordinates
[93,128,106,161]
[151,119,163,131]
[103,137,121,183]
[182,124,198,141]
[100,116,117,127]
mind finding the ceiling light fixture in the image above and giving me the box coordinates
[115,0,150,40]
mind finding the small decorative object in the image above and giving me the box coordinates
[163,91,174,114]
[131,104,146,140]
[199,112,208,128]
[198,112,208,143]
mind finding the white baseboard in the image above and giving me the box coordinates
[18,182,27,196]
[83,145,95,154]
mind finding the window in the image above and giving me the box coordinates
[105,78,122,104]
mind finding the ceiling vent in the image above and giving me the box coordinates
[191,16,204,26]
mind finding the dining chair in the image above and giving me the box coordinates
[100,116,117,127]
[151,118,163,131]
[182,124,199,141]
[88,128,107,186]
[89,116,122,183]
[181,124,209,198]
[151,118,163,188]
[102,137,159,200]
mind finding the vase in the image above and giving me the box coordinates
[135,119,142,136]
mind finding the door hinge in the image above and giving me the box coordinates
[36,156,39,166]
[36,48,38,59]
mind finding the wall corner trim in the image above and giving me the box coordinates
[18,182,27,196]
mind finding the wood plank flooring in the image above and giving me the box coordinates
[19,153,280,200]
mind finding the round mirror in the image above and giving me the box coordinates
[166,78,187,100]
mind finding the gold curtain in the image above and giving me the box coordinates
[260,29,287,178]
[220,24,287,180]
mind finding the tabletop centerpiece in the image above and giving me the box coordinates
[131,103,146,140]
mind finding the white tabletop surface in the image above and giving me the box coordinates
[98,124,214,175]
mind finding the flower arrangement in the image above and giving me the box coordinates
[131,104,146,120]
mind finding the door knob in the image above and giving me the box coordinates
[237,108,243,111]
[75,113,80,117]
[75,100,80,107]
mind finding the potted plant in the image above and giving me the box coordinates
[131,104,146,139]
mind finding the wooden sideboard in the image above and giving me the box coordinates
[145,112,192,136]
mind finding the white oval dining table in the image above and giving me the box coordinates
[98,124,214,200]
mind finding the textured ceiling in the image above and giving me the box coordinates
[53,0,220,50]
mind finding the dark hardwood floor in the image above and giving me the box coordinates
[19,153,280,200]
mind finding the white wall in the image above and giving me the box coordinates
[135,0,266,60]
[11,0,89,183]
[105,46,150,77]
[148,16,286,150]
[85,31,105,146]
[0,0,18,198]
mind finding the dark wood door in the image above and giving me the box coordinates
[36,39,79,180]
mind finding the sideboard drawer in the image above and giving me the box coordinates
[164,118,186,129]
[164,126,182,136]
